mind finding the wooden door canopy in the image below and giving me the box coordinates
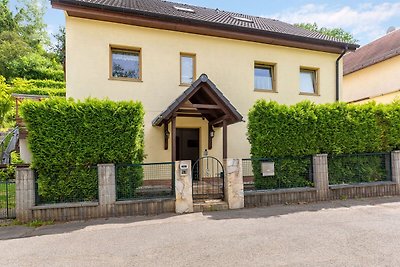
[152,74,243,128]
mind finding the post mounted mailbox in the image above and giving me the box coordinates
[261,162,275,177]
[180,163,189,176]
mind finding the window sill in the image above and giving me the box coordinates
[254,89,278,93]
[299,92,319,96]
[179,83,192,87]
[109,77,143,83]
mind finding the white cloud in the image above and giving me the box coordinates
[267,2,400,44]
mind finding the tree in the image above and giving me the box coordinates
[0,0,65,81]
[51,27,65,68]
[295,22,358,44]
[0,31,32,80]
[14,0,49,48]
[0,0,17,33]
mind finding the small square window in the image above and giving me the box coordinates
[300,68,318,94]
[180,53,196,85]
[254,63,275,91]
[110,47,141,81]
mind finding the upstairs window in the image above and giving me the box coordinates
[180,53,196,85]
[110,46,141,81]
[254,63,275,91]
[300,68,318,94]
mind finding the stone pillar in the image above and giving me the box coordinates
[313,154,330,201]
[98,164,116,216]
[175,160,193,214]
[391,151,400,184]
[224,158,244,209]
[16,168,35,222]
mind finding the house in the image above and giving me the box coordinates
[26,0,357,164]
[343,28,400,104]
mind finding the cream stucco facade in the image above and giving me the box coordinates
[65,15,342,163]
[343,55,400,103]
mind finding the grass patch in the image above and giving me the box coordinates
[0,219,54,228]
[0,182,16,209]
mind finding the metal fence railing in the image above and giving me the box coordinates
[35,165,99,205]
[242,156,314,191]
[328,152,391,185]
[0,179,16,219]
[116,162,175,201]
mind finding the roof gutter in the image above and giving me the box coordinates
[336,46,348,101]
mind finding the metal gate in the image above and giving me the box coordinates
[192,157,224,200]
[0,179,16,219]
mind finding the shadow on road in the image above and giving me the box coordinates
[203,196,400,220]
[2,196,400,240]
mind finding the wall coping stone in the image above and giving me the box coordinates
[245,187,317,196]
[115,197,175,205]
[32,202,99,210]
[329,181,396,189]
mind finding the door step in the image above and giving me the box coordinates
[193,200,228,213]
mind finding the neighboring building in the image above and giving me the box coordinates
[343,29,400,104]
[40,0,357,164]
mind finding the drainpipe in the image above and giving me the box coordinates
[335,46,348,102]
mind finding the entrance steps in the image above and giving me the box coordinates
[193,199,228,213]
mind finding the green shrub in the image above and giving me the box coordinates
[11,78,65,90]
[0,76,13,127]
[252,157,313,190]
[20,98,144,203]
[11,87,66,97]
[0,165,15,181]
[247,100,400,188]
[10,78,66,96]
[116,165,144,200]
[328,154,389,185]
[11,53,64,82]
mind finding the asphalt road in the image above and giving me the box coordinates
[2,197,400,267]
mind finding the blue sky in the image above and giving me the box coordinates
[10,0,400,46]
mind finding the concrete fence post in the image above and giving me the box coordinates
[224,158,244,209]
[313,154,330,201]
[98,164,116,216]
[16,168,35,222]
[391,151,400,185]
[175,160,193,214]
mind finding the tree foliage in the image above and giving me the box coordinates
[0,76,12,127]
[295,22,358,44]
[0,0,63,81]
[51,26,65,68]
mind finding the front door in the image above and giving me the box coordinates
[176,128,200,164]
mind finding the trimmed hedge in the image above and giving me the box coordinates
[11,87,66,97]
[11,78,66,96]
[11,78,65,89]
[247,100,400,188]
[20,98,144,203]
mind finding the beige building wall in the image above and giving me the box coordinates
[343,56,400,103]
[66,16,341,163]
[352,91,400,104]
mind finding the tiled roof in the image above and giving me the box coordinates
[54,0,356,49]
[344,29,400,75]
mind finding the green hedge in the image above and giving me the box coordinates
[20,98,144,203]
[11,78,65,89]
[328,154,389,185]
[247,100,400,188]
[251,157,313,190]
[11,87,66,97]
[11,78,66,96]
